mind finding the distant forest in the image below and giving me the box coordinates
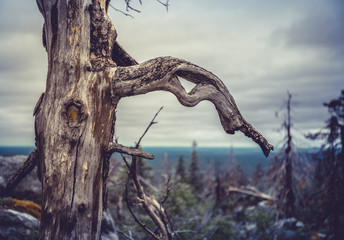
[1,90,343,240]
[104,90,344,239]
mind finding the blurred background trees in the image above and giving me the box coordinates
[2,91,344,239]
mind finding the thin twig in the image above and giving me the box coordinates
[157,0,169,11]
[109,3,134,18]
[125,0,141,13]
[136,106,163,148]
[119,107,175,239]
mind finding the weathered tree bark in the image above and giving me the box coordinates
[24,0,274,239]
[35,1,118,239]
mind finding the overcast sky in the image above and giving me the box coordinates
[0,0,342,151]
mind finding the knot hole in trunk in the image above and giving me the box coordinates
[62,99,88,128]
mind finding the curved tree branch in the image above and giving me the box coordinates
[111,57,273,156]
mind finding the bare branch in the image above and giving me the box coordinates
[109,0,168,16]
[107,106,162,161]
[109,3,134,18]
[5,149,39,192]
[107,142,154,159]
[136,106,163,148]
[116,108,174,239]
[125,0,141,13]
[227,186,275,201]
[111,57,273,157]
[157,0,169,11]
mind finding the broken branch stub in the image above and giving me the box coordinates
[111,57,273,157]
[107,142,154,159]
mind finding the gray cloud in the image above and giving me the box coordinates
[273,1,344,56]
[0,1,46,146]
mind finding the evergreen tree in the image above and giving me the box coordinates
[306,90,344,239]
[234,164,247,187]
[226,162,247,187]
[138,157,153,179]
[214,159,226,208]
[188,141,203,193]
[252,161,264,188]
[176,154,186,182]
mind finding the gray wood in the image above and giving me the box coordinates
[26,0,274,239]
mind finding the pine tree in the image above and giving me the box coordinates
[214,159,226,208]
[234,163,247,187]
[188,141,203,193]
[307,90,344,238]
[252,161,264,189]
[176,154,186,182]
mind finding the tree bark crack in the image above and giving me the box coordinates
[71,134,83,208]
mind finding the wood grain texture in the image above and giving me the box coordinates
[21,0,274,239]
[111,57,273,156]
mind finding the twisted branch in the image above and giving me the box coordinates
[111,57,273,157]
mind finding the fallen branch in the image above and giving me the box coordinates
[227,186,275,201]
[5,149,39,192]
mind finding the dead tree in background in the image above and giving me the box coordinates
[284,92,295,218]
[268,92,308,219]
[6,0,273,239]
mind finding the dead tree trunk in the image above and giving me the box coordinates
[34,1,119,238]
[9,0,273,239]
[284,92,295,218]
